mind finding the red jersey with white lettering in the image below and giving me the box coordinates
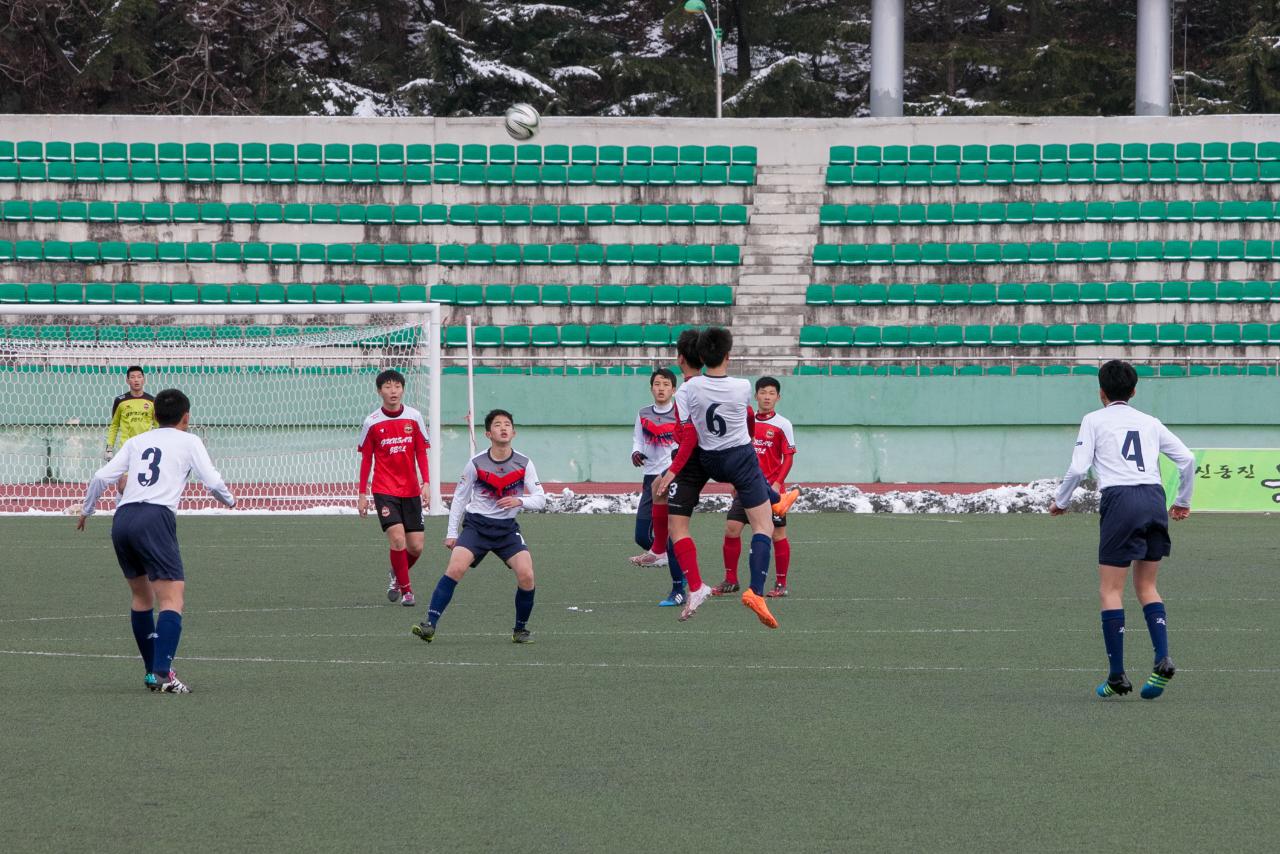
[357,405,430,498]
[753,411,796,486]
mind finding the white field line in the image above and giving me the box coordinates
[2,648,1278,675]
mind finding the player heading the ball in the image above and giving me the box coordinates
[79,388,235,695]
[413,409,546,645]
[358,369,431,607]
[1050,359,1195,701]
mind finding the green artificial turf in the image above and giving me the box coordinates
[1,513,1277,852]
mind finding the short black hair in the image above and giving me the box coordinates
[650,368,677,387]
[376,369,406,388]
[154,389,190,427]
[1098,359,1137,402]
[675,328,703,370]
[696,326,733,369]
[755,376,781,394]
[485,408,514,430]
[126,365,144,377]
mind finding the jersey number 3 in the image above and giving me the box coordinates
[138,447,163,487]
[705,403,727,437]
[1121,431,1146,472]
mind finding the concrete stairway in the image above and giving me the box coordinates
[734,164,824,373]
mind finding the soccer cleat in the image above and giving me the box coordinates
[629,550,669,567]
[412,621,436,643]
[658,589,686,607]
[1140,657,1176,700]
[148,672,191,694]
[771,487,801,517]
[679,583,714,621]
[741,589,780,629]
[766,583,788,599]
[512,628,533,644]
[386,571,400,602]
[711,581,740,596]
[401,591,416,607]
[1096,672,1133,698]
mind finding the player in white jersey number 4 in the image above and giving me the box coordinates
[79,389,235,694]
[1050,360,1194,702]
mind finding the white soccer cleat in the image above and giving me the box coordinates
[386,570,401,602]
[629,550,669,567]
[679,583,713,622]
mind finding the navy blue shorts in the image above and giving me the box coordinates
[702,444,772,510]
[456,512,528,566]
[668,452,710,517]
[111,502,184,581]
[1098,484,1172,567]
[728,496,786,528]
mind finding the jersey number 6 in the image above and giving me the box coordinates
[138,447,163,487]
[705,403,727,437]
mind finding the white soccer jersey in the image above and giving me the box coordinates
[446,449,547,538]
[672,374,753,451]
[1054,402,1195,509]
[83,427,234,515]
[632,403,678,476]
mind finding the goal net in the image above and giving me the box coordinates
[0,304,442,514]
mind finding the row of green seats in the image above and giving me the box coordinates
[0,141,758,166]
[0,324,381,344]
[0,240,742,266]
[442,365,667,376]
[825,160,1280,186]
[820,199,1280,226]
[444,324,689,348]
[0,161,756,186]
[829,141,1280,166]
[800,323,1280,347]
[813,239,1280,266]
[0,199,748,226]
[791,363,1275,377]
[0,282,733,307]
[804,280,1280,305]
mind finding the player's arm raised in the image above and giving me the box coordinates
[445,461,476,548]
[78,439,134,529]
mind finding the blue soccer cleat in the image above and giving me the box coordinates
[1140,657,1176,700]
[658,589,686,607]
[1096,672,1132,698]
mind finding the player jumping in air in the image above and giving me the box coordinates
[413,409,546,644]
[630,367,689,607]
[358,369,431,607]
[715,376,797,599]
[1050,359,1194,701]
[654,327,792,628]
[79,389,235,694]
[106,365,157,492]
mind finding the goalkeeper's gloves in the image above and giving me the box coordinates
[104,445,114,461]
[631,451,647,468]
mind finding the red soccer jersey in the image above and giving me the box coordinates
[753,411,797,486]
[357,405,430,498]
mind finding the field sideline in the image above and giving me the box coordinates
[2,513,1277,853]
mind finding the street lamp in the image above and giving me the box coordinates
[683,0,723,119]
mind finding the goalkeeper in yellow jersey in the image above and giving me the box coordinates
[107,366,157,491]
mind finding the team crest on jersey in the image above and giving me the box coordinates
[404,423,413,433]
[381,506,390,517]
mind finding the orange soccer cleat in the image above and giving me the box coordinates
[741,589,779,629]
[771,487,801,517]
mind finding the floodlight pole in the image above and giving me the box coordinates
[684,0,723,119]
[870,0,904,117]
[1135,0,1171,115]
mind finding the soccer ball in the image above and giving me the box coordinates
[504,103,540,140]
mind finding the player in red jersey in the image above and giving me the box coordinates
[357,369,431,606]
[715,376,797,598]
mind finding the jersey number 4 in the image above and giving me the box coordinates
[1121,431,1146,472]
[705,403,727,437]
[138,447,162,487]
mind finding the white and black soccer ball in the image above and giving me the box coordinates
[504,103,541,140]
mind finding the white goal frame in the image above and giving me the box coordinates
[0,302,444,514]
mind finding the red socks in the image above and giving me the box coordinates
[775,539,791,586]
[722,536,741,585]
[672,538,702,590]
[390,549,411,593]
[650,503,669,554]
[407,551,420,570]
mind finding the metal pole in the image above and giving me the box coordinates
[464,314,477,457]
[701,10,722,119]
[1135,0,1171,116]
[870,0,904,117]
[425,304,443,515]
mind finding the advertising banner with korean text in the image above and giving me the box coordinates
[1160,449,1280,512]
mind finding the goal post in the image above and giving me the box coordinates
[0,303,443,515]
